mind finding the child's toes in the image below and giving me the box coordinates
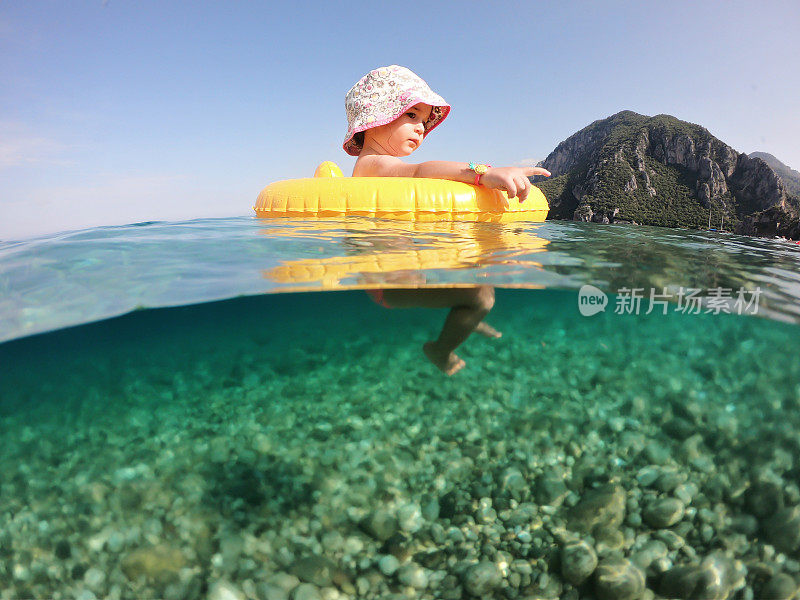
[424,343,466,376]
[476,322,502,338]
[444,355,466,376]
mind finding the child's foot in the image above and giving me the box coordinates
[475,322,502,338]
[423,342,466,376]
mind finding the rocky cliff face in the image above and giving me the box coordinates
[729,153,791,212]
[750,151,800,197]
[537,111,799,238]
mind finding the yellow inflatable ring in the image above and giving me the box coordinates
[254,162,549,223]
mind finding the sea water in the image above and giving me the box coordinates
[1,217,800,599]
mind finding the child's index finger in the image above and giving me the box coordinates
[523,167,551,177]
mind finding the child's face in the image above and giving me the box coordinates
[365,103,433,156]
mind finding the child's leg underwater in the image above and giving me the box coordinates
[381,286,500,375]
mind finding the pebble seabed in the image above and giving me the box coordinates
[1,290,800,600]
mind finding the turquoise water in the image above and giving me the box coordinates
[1,217,800,599]
[3,217,800,342]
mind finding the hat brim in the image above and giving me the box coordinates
[343,100,450,157]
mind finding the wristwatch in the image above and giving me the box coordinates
[468,162,491,186]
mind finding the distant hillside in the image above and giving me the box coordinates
[536,111,800,239]
[750,152,800,198]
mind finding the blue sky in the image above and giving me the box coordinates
[2,0,799,240]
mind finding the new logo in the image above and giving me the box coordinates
[578,284,608,316]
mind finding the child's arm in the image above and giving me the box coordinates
[354,155,550,203]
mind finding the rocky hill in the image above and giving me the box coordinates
[750,152,800,198]
[536,111,800,239]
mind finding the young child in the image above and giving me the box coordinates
[343,65,550,376]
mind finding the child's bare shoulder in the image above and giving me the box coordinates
[353,154,412,177]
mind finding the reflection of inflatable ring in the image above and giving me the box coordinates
[261,218,550,290]
[254,162,549,223]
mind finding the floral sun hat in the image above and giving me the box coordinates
[343,65,450,156]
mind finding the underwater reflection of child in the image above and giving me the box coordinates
[342,65,551,375]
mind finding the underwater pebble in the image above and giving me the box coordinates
[254,433,272,454]
[207,580,246,600]
[265,572,301,595]
[255,581,289,600]
[397,562,428,589]
[321,531,344,553]
[318,588,339,600]
[219,532,244,571]
[378,554,399,576]
[355,576,370,596]
[636,467,660,487]
[535,475,569,506]
[608,417,625,432]
[397,502,423,533]
[745,481,785,518]
[656,470,683,493]
[501,468,528,498]
[446,527,465,544]
[107,531,125,553]
[462,561,502,597]
[430,523,446,544]
[291,583,323,600]
[561,540,598,585]
[626,512,642,527]
[643,497,685,528]
[594,558,645,600]
[112,463,151,483]
[362,509,398,541]
[83,567,106,592]
[342,536,363,555]
[568,484,626,534]
[659,554,743,600]
[674,482,698,505]
[644,442,670,465]
[512,559,532,576]
[505,503,538,527]
[730,514,759,535]
[654,529,684,550]
[594,526,625,554]
[120,544,186,583]
[690,455,715,473]
[475,497,497,523]
[291,556,337,587]
[421,495,440,521]
[700,523,715,543]
[651,557,673,574]
[630,539,668,570]
[761,573,799,600]
[764,506,800,553]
